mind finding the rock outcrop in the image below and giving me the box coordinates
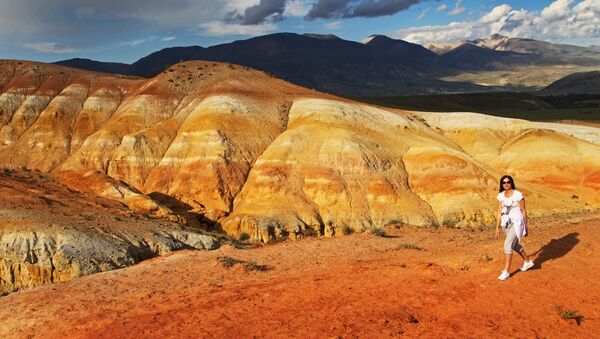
[0,169,218,295]
[1,60,599,244]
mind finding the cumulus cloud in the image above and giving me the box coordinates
[480,4,511,23]
[393,0,600,45]
[305,0,430,20]
[22,42,79,54]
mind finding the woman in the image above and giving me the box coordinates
[495,175,534,280]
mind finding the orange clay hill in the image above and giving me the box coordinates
[0,60,599,335]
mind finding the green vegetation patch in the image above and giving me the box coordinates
[217,256,269,272]
[555,305,584,325]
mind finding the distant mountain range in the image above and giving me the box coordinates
[54,33,600,97]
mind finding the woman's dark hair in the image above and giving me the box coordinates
[499,175,516,192]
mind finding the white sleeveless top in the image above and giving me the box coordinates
[496,189,527,239]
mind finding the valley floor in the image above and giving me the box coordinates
[1,212,599,337]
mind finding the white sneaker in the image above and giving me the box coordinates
[498,270,510,280]
[520,260,534,272]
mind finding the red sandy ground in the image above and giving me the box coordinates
[1,213,599,337]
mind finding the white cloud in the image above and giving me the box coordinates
[392,0,600,45]
[324,21,342,30]
[540,0,574,21]
[436,4,448,12]
[416,8,430,20]
[22,42,78,54]
[448,7,465,15]
[198,21,276,36]
[480,4,511,23]
[162,36,176,41]
[448,0,465,16]
[284,0,311,17]
[119,37,154,47]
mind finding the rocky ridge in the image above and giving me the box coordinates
[1,60,599,244]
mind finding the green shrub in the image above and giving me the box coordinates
[341,225,354,235]
[442,217,458,228]
[217,256,269,272]
[398,242,423,251]
[429,220,440,229]
[370,227,386,237]
[556,305,584,325]
[386,219,404,229]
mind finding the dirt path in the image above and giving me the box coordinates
[1,213,599,337]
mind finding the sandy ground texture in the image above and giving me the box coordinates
[1,212,598,337]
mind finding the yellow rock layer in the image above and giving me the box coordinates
[1,60,599,241]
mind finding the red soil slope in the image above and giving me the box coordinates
[1,213,598,337]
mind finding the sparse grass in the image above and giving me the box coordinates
[386,219,404,229]
[217,256,269,272]
[429,220,440,229]
[556,305,584,325]
[442,217,458,229]
[369,227,386,237]
[244,262,269,272]
[397,242,424,251]
[217,256,244,268]
[407,314,419,324]
[225,237,245,249]
[341,225,354,235]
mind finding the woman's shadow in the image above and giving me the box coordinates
[529,232,580,270]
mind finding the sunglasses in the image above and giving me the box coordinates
[502,181,512,184]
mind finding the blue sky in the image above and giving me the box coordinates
[1,0,599,63]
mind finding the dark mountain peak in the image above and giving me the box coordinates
[303,33,340,40]
[440,41,540,70]
[445,42,529,58]
[53,58,131,75]
[129,45,206,77]
[364,35,432,51]
[363,34,393,44]
[143,45,205,55]
[57,57,94,63]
